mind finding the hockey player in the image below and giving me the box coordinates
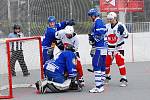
[42,16,75,64]
[35,44,82,93]
[55,25,84,86]
[88,8,107,93]
[105,12,128,87]
[8,24,30,77]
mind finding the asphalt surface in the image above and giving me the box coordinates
[1,62,150,100]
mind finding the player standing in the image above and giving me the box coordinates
[88,8,107,93]
[42,16,75,64]
[55,26,84,86]
[105,12,128,87]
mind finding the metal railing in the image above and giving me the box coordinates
[125,22,150,33]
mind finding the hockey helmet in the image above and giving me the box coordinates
[48,16,56,23]
[88,8,100,17]
[107,12,117,20]
[65,26,74,34]
[65,26,74,39]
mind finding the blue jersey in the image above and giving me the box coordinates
[91,17,107,47]
[42,21,67,48]
[44,50,77,78]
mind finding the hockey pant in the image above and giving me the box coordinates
[44,67,66,84]
[76,52,83,79]
[92,48,106,88]
[42,48,54,65]
[105,50,126,76]
[10,50,29,75]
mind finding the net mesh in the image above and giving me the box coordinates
[0,37,43,98]
[0,39,9,97]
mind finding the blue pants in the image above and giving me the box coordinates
[44,68,65,84]
[92,49,106,71]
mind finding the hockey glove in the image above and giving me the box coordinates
[90,46,96,57]
[117,25,125,35]
[88,33,95,46]
[47,47,54,59]
[66,19,76,26]
[64,43,75,52]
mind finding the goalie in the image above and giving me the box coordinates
[35,44,82,93]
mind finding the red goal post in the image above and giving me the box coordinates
[0,36,44,99]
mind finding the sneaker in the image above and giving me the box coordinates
[79,77,85,86]
[120,78,128,87]
[104,76,111,85]
[89,86,104,93]
[23,72,30,77]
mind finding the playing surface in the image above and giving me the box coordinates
[1,61,149,100]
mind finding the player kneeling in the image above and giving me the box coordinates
[35,45,82,93]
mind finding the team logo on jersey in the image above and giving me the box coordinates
[107,34,118,44]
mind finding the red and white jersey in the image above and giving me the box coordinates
[106,22,128,50]
[55,29,79,51]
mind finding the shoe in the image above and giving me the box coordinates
[120,78,128,87]
[104,76,111,85]
[79,77,85,86]
[23,72,30,77]
[12,73,16,77]
[89,86,104,93]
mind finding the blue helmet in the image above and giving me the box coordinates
[88,8,100,17]
[48,16,56,23]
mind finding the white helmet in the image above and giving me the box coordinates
[107,12,117,19]
[64,26,74,34]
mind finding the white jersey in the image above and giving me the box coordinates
[106,22,128,50]
[55,29,79,51]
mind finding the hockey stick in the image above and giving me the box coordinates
[87,68,94,73]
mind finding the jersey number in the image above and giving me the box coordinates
[107,34,118,44]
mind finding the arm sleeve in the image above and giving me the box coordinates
[93,20,106,42]
[95,20,106,35]
[122,24,129,38]
[56,21,67,31]
[73,36,79,52]
[55,30,64,39]
[8,34,12,38]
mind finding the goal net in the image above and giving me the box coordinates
[0,36,44,99]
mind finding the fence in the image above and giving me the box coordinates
[125,22,150,33]
[0,0,93,37]
[0,0,150,38]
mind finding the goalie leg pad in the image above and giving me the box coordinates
[46,83,61,93]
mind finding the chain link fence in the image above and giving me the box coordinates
[0,0,94,37]
[0,0,150,38]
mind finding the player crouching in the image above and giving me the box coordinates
[35,44,82,93]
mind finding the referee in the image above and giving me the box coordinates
[8,24,30,77]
